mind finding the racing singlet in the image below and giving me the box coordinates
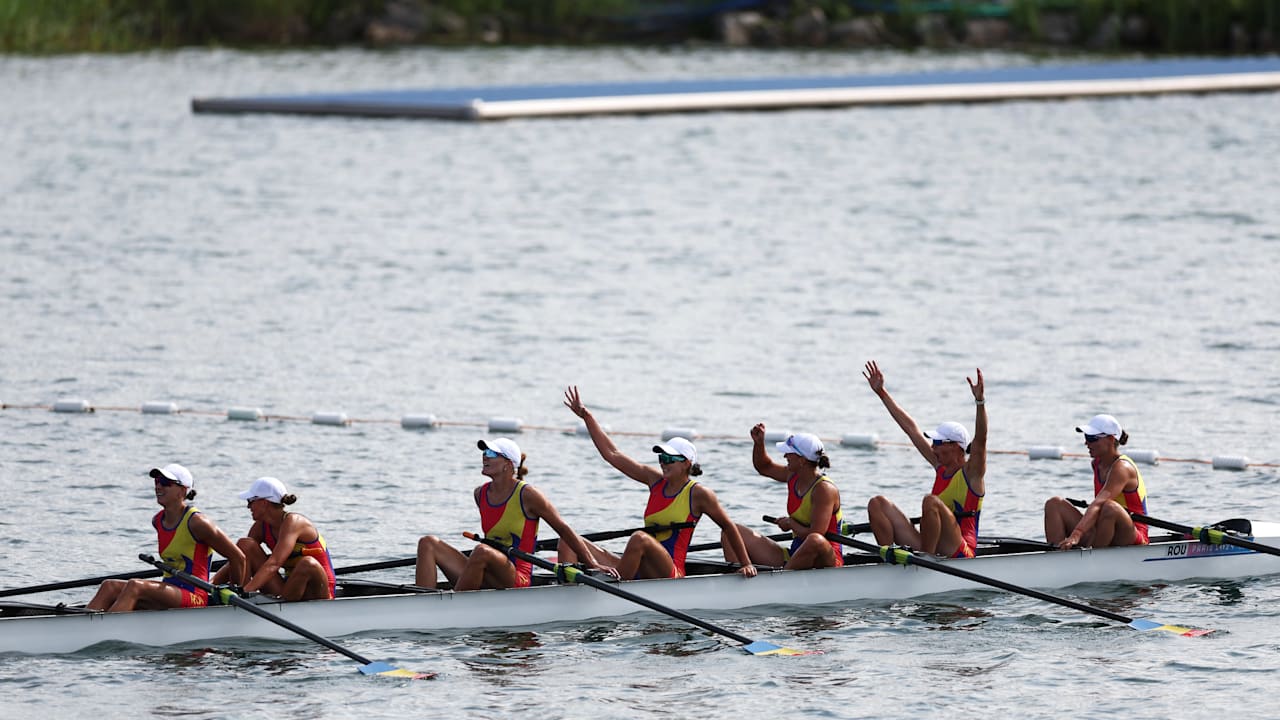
[786,474,844,567]
[644,478,700,578]
[154,506,211,603]
[1093,454,1149,545]
[931,466,983,558]
[479,479,540,588]
[263,517,337,599]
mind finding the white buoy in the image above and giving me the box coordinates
[141,401,179,415]
[1212,455,1250,471]
[661,427,698,441]
[1028,446,1065,460]
[841,433,879,449]
[52,399,91,413]
[1126,449,1160,465]
[488,417,523,433]
[312,411,350,427]
[227,406,263,421]
[574,420,608,436]
[401,414,438,429]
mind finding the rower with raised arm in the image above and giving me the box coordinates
[213,477,336,601]
[862,361,987,558]
[723,426,844,570]
[1045,414,1149,550]
[561,385,758,579]
[87,464,247,612]
[415,438,617,590]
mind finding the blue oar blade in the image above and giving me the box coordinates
[359,661,436,679]
[1127,618,1214,637]
[740,640,819,656]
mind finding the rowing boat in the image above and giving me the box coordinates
[4,523,1279,655]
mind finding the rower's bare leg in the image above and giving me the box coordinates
[617,532,676,579]
[920,494,959,556]
[869,495,923,548]
[724,523,787,566]
[415,535,467,588]
[454,544,516,591]
[1044,497,1083,544]
[86,579,126,611]
[108,578,185,612]
[279,557,330,601]
[784,534,839,570]
[1092,501,1137,547]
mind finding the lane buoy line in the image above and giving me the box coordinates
[1,399,1272,471]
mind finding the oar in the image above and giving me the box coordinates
[138,554,435,678]
[683,518,914,554]
[1065,498,1280,557]
[763,517,1212,637]
[462,532,811,656]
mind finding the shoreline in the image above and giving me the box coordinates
[2,0,1278,56]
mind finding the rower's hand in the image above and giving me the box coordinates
[968,368,984,402]
[563,385,589,419]
[1058,535,1080,551]
[738,562,757,578]
[773,516,794,532]
[750,423,766,444]
[863,361,885,395]
[591,561,620,580]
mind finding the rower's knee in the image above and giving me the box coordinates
[1044,496,1068,513]
[867,495,891,515]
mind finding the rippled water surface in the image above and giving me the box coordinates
[2,47,1279,719]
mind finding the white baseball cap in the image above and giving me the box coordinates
[150,464,194,488]
[238,476,287,504]
[925,422,971,448]
[653,437,698,465]
[478,438,522,466]
[776,433,824,462]
[1077,414,1122,439]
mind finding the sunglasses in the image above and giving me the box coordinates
[931,439,957,447]
[153,476,180,488]
[482,448,503,459]
[1084,433,1109,443]
[657,453,687,465]
[245,497,265,508]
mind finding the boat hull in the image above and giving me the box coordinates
[4,525,1279,655]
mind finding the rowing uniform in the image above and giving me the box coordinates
[932,466,983,558]
[479,479,539,588]
[262,517,337,599]
[1094,454,1149,545]
[784,474,844,567]
[644,478,700,578]
[154,506,212,608]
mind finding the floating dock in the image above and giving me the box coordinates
[192,57,1280,122]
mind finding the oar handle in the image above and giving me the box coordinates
[137,554,376,666]
[1064,499,1280,556]
[819,532,1135,625]
[460,532,757,647]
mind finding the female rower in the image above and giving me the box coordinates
[561,386,758,580]
[87,464,247,612]
[722,426,844,570]
[212,476,336,601]
[414,438,617,590]
[1045,414,1149,550]
[862,361,987,558]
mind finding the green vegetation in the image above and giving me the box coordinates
[2,0,1278,54]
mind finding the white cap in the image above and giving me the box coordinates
[1077,414,1122,439]
[238,476,287,504]
[150,464,194,488]
[652,437,698,465]
[478,438,522,466]
[925,421,971,448]
[776,433,824,462]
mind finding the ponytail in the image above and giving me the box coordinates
[516,453,530,479]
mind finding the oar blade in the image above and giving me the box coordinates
[359,661,437,679]
[740,640,819,656]
[1127,618,1214,637]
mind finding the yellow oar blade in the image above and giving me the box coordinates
[360,662,437,679]
[741,641,821,656]
[1128,619,1214,637]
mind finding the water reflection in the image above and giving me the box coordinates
[895,601,994,631]
[458,630,544,684]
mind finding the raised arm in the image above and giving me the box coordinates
[524,486,619,578]
[863,360,937,466]
[750,423,788,482]
[964,368,987,496]
[564,386,660,486]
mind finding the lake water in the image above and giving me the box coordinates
[2,47,1279,719]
